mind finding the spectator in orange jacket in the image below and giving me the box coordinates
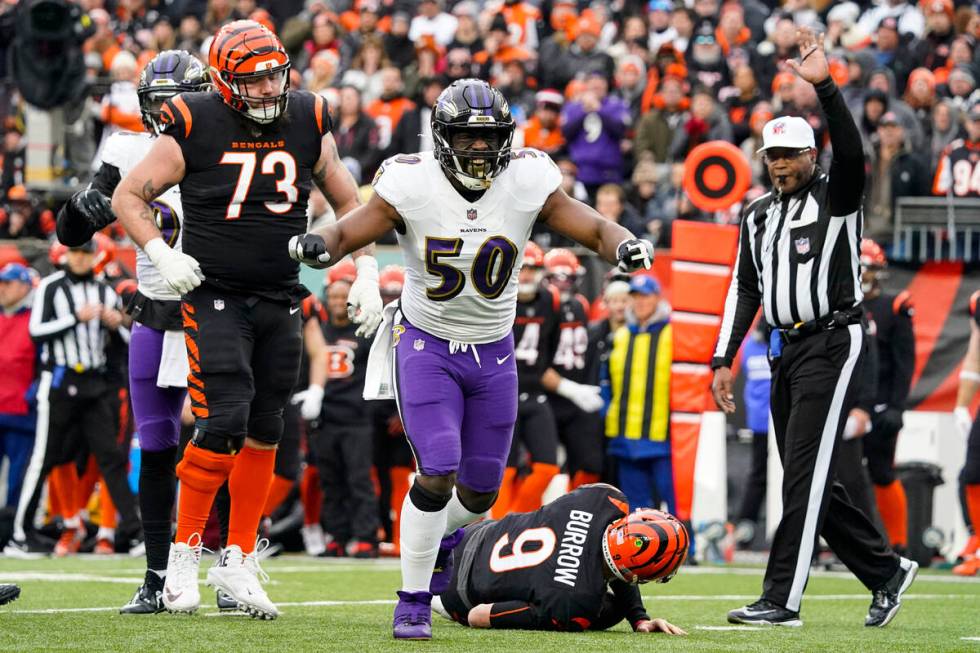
[523,90,566,155]
[366,67,416,152]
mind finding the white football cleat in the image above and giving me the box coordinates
[162,534,203,614]
[207,543,279,620]
[301,524,327,557]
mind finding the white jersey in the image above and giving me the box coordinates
[101,131,184,302]
[372,148,562,344]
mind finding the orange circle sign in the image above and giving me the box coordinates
[683,140,752,212]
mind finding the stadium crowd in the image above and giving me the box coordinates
[0,0,979,577]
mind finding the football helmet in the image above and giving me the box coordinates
[209,20,290,124]
[544,247,582,299]
[859,239,887,269]
[519,242,545,296]
[431,78,516,191]
[523,241,545,268]
[137,50,209,135]
[379,264,405,301]
[602,508,689,584]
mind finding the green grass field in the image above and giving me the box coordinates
[0,555,977,652]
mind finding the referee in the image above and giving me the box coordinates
[710,28,916,629]
[7,240,138,554]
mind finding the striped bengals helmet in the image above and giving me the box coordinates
[523,241,545,268]
[379,264,405,298]
[208,20,290,124]
[602,508,689,584]
[326,259,357,286]
[859,239,887,269]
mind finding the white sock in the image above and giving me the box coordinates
[444,488,483,536]
[399,491,448,593]
[97,526,115,542]
[63,515,81,530]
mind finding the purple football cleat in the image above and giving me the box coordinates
[429,528,464,595]
[393,590,433,640]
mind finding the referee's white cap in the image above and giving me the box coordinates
[756,116,816,153]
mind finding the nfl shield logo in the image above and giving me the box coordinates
[414,338,425,351]
[772,121,786,135]
[214,299,225,311]
[466,208,477,221]
[794,237,810,255]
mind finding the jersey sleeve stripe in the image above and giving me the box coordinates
[314,93,326,135]
[171,96,193,138]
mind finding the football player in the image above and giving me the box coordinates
[52,50,208,614]
[288,78,654,639]
[112,21,383,619]
[433,483,687,635]
[952,289,980,576]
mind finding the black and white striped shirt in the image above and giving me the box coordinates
[712,78,866,369]
[29,270,120,373]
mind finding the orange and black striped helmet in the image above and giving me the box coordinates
[602,508,689,584]
[523,241,545,268]
[208,20,290,124]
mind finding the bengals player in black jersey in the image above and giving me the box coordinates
[112,20,383,619]
[435,483,687,635]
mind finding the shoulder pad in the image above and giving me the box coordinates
[372,153,431,211]
[160,94,195,140]
[574,293,590,316]
[892,290,913,317]
[290,89,332,137]
[504,148,562,208]
[100,131,148,169]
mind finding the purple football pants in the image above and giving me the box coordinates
[393,321,518,493]
[129,323,186,452]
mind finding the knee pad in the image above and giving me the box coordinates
[197,403,249,443]
[190,428,245,455]
[409,480,452,512]
[458,456,506,494]
[248,412,284,445]
[176,443,236,491]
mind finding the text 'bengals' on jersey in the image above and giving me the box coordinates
[160,89,332,293]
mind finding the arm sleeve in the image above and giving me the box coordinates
[91,162,122,198]
[815,78,866,216]
[711,214,762,369]
[487,601,548,629]
[608,580,651,630]
[596,100,629,138]
[560,104,587,139]
[889,307,916,409]
[29,280,77,343]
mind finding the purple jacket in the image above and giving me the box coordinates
[561,96,630,186]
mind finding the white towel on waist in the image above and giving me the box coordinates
[363,302,401,401]
[157,329,189,389]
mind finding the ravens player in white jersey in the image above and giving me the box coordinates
[288,78,654,640]
[54,50,208,614]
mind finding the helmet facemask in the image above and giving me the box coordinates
[217,63,291,125]
[434,122,514,191]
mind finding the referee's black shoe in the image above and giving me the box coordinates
[0,584,21,606]
[727,599,802,627]
[865,557,918,628]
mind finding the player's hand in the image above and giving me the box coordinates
[71,188,115,231]
[295,384,324,421]
[954,406,972,443]
[556,378,604,413]
[711,366,736,414]
[616,238,654,272]
[76,303,102,322]
[144,238,204,295]
[288,233,331,268]
[786,26,830,85]
[635,618,687,635]
[348,256,383,338]
[844,408,870,440]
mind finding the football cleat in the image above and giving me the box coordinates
[393,590,433,640]
[955,534,979,563]
[119,583,164,615]
[216,590,239,611]
[346,540,379,559]
[430,529,464,595]
[162,535,203,614]
[323,540,345,557]
[54,527,84,557]
[2,538,44,559]
[0,584,21,606]
[865,557,918,627]
[727,599,802,627]
[301,524,327,557]
[207,544,279,620]
[94,538,114,555]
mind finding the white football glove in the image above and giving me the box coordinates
[954,406,972,443]
[293,384,325,421]
[348,256,383,338]
[616,238,654,272]
[556,378,604,413]
[144,238,204,295]
[288,233,331,268]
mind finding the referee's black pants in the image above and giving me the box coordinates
[763,324,898,612]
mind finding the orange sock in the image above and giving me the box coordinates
[76,457,100,517]
[301,465,322,526]
[175,445,236,544]
[874,480,908,548]
[571,471,601,490]
[263,474,295,517]
[967,485,980,545]
[49,464,78,521]
[511,463,560,514]
[227,446,276,553]
[99,477,117,529]
[389,466,412,547]
[491,467,518,520]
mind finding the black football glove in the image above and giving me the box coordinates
[287,233,331,268]
[70,189,115,232]
[616,238,654,272]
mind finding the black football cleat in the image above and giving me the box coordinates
[0,584,21,607]
[865,557,918,628]
[727,599,802,627]
[120,583,164,614]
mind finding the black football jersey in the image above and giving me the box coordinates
[320,319,370,421]
[551,294,593,385]
[160,90,332,293]
[864,291,914,409]
[514,287,560,394]
[457,484,643,630]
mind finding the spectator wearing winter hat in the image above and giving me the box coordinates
[771,70,797,112]
[716,3,754,58]
[647,0,678,56]
[866,111,932,244]
[824,2,863,50]
[671,85,733,161]
[858,88,891,151]
[383,12,417,69]
[750,13,799,95]
[546,13,614,91]
[635,74,689,164]
[612,55,648,125]
[473,12,534,80]
[940,64,977,110]
[869,17,916,92]
[910,0,956,72]
[523,90,566,155]
[905,68,938,139]
[687,20,731,94]
[447,2,482,55]
[928,99,964,171]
